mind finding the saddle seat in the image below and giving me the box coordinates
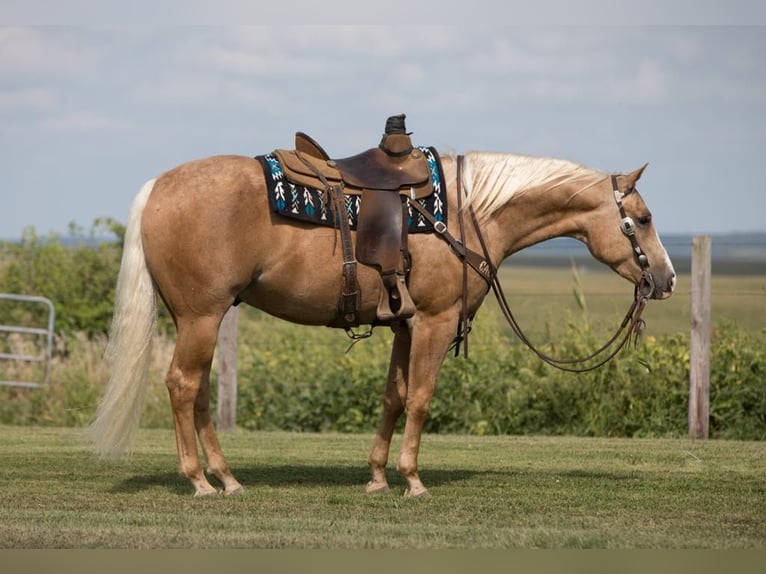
[275,132,434,199]
[272,114,433,326]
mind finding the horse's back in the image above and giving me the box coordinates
[151,154,266,205]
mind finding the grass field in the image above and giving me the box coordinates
[492,263,765,338]
[0,426,763,549]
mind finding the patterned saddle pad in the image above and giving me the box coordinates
[256,146,447,233]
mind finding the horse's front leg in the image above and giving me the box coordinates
[366,322,411,494]
[397,311,457,498]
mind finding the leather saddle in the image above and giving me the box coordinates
[273,114,434,326]
[275,132,433,199]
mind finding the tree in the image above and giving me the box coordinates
[0,221,123,336]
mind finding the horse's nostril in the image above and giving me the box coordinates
[658,273,677,299]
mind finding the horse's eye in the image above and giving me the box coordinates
[637,214,652,226]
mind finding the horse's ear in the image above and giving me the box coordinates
[627,163,649,186]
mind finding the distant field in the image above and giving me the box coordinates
[492,263,765,339]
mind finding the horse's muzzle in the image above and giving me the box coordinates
[650,272,676,300]
[638,270,675,300]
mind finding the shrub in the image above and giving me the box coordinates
[228,307,765,440]
[708,324,766,440]
[0,222,123,337]
[1,310,763,439]
[0,332,174,429]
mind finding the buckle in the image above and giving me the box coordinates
[434,220,447,234]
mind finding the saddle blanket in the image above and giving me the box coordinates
[257,146,447,233]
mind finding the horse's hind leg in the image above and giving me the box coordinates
[366,323,411,494]
[194,357,244,495]
[166,314,240,496]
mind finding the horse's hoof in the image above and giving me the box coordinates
[224,485,245,496]
[365,481,391,495]
[403,487,431,499]
[193,488,220,498]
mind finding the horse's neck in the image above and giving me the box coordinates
[481,177,593,260]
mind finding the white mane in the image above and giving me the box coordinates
[461,151,606,219]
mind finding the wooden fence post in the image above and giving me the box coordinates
[689,235,711,439]
[216,305,239,432]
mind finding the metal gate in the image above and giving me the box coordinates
[0,293,55,388]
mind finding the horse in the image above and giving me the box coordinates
[90,145,676,497]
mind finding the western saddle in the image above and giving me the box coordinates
[273,114,435,328]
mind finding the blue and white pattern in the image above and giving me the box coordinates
[257,146,447,233]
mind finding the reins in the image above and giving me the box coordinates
[486,271,650,372]
[412,155,653,372]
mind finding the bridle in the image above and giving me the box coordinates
[611,174,655,300]
[409,156,655,372]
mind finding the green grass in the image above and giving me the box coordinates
[0,426,763,549]
[493,264,766,337]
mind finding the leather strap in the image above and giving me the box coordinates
[407,197,494,285]
[332,185,361,327]
[611,174,651,271]
[295,149,361,327]
[456,156,470,357]
[406,156,495,358]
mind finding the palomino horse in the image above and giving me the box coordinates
[91,147,676,497]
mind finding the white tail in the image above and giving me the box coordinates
[90,179,158,456]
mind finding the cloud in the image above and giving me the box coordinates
[458,27,766,107]
[133,73,222,106]
[603,57,669,105]
[0,87,56,110]
[634,59,668,103]
[317,25,458,57]
[464,32,627,104]
[129,26,461,111]
[207,45,344,78]
[40,111,130,132]
[0,27,99,77]
[221,26,458,58]
[471,31,613,77]
[395,62,425,87]
[199,26,460,81]
[667,31,704,64]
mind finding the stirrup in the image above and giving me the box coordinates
[376,273,415,322]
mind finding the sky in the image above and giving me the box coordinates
[2,4,766,239]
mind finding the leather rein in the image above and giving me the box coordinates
[409,155,654,372]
